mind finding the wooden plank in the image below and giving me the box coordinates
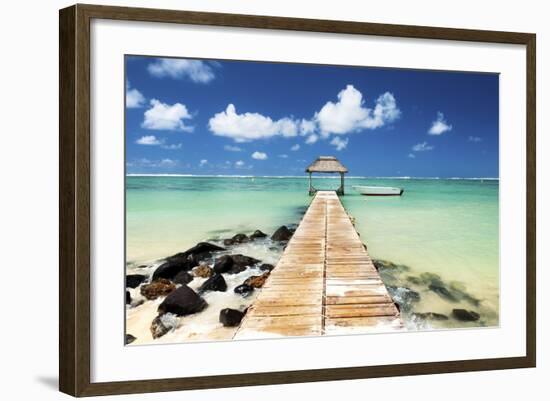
[234,190,402,339]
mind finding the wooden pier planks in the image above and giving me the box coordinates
[234,191,402,339]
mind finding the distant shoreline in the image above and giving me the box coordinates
[126,174,499,180]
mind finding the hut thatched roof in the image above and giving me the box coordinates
[305,156,348,173]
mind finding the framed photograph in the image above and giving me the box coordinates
[59,4,536,397]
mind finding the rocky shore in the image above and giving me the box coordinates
[125,226,294,344]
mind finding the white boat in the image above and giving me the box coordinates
[352,185,404,196]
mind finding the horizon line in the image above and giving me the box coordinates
[126,174,499,180]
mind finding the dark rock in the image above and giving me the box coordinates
[259,263,275,272]
[452,309,480,322]
[244,272,270,288]
[250,230,267,239]
[271,225,293,242]
[168,242,225,259]
[158,285,207,316]
[152,259,196,281]
[223,238,235,246]
[429,283,459,302]
[413,312,449,321]
[173,271,193,285]
[232,233,249,243]
[150,313,178,339]
[213,255,234,274]
[199,274,227,293]
[140,279,176,300]
[125,334,136,344]
[126,290,131,305]
[126,274,146,288]
[387,286,421,312]
[229,254,261,274]
[406,276,423,285]
[193,264,213,278]
[219,308,245,327]
[449,282,481,307]
[234,283,254,297]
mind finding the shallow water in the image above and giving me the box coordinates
[126,176,499,342]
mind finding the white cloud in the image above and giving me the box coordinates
[126,82,146,108]
[208,104,298,142]
[412,141,434,152]
[300,119,316,136]
[468,135,482,142]
[161,143,182,150]
[305,134,319,145]
[136,135,163,145]
[127,158,178,168]
[408,153,416,158]
[428,112,452,135]
[235,160,245,168]
[142,99,194,131]
[199,159,208,167]
[147,59,215,83]
[291,144,300,151]
[251,151,268,160]
[224,145,243,152]
[278,154,289,158]
[330,136,349,151]
[315,85,400,136]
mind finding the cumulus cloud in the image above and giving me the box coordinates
[224,144,243,152]
[209,104,298,142]
[412,142,434,152]
[291,144,300,151]
[126,82,146,108]
[136,135,163,145]
[305,134,319,145]
[147,58,215,83]
[315,85,400,136]
[235,160,245,168]
[142,99,194,131]
[428,112,452,135]
[251,151,268,160]
[408,153,416,158]
[300,119,316,136]
[199,159,208,167]
[468,136,482,142]
[330,136,349,151]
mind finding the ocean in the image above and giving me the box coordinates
[126,176,499,343]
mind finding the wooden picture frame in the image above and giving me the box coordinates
[59,3,536,397]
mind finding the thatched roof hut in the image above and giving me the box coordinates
[305,156,348,173]
[305,156,348,196]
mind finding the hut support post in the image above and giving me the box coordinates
[308,172,314,196]
[337,172,345,196]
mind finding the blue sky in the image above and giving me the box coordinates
[125,56,499,177]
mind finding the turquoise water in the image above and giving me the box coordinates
[126,176,499,329]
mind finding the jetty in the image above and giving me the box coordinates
[235,191,403,339]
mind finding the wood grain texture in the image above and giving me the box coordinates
[59,3,536,396]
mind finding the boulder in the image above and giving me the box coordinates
[169,242,225,259]
[229,254,261,274]
[413,312,449,321]
[234,283,254,297]
[150,313,178,339]
[140,279,176,300]
[173,271,193,285]
[250,230,267,239]
[126,290,131,305]
[452,309,480,322]
[219,308,245,327]
[429,283,459,302]
[259,263,275,272]
[232,233,249,243]
[387,286,421,312]
[213,255,234,274]
[158,285,207,316]
[198,274,227,293]
[271,225,293,242]
[193,264,213,278]
[125,334,136,345]
[126,274,146,288]
[244,272,270,288]
[152,259,196,281]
